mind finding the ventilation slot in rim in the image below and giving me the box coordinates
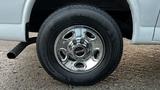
[59,50,66,60]
[94,50,100,59]
[86,32,95,39]
[63,32,74,40]
[75,63,84,68]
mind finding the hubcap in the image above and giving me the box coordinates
[54,25,105,73]
[74,46,86,57]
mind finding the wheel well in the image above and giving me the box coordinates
[29,0,133,39]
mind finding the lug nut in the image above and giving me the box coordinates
[73,40,77,45]
[80,39,85,44]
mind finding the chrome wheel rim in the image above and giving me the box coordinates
[54,25,105,73]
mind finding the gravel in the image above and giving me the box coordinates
[0,39,160,90]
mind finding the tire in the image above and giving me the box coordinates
[37,5,123,86]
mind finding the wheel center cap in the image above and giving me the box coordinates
[74,46,86,57]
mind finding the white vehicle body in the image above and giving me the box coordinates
[0,0,160,44]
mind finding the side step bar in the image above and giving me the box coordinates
[7,37,37,59]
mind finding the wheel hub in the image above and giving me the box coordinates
[74,45,86,57]
[68,38,91,60]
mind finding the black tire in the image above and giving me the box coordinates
[37,5,123,86]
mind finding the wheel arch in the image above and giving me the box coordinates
[22,0,36,24]
[126,0,140,42]
[24,0,139,40]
